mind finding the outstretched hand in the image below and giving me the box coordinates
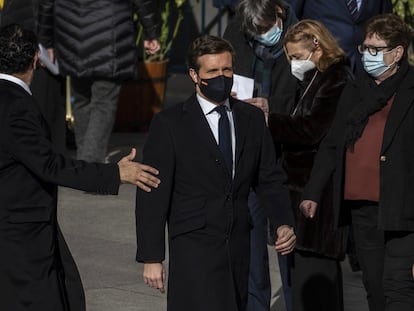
[117,148,160,192]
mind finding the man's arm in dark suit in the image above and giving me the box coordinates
[3,92,160,193]
[135,112,175,293]
[253,110,296,254]
[5,95,120,193]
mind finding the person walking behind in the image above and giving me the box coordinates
[223,1,298,309]
[301,14,414,311]
[37,0,160,162]
[263,20,353,311]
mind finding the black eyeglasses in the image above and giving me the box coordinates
[357,44,394,56]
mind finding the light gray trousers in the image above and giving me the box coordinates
[71,78,121,163]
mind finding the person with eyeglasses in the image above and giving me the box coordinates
[300,14,414,311]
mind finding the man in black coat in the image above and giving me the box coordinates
[136,35,296,311]
[0,24,160,311]
[1,0,67,153]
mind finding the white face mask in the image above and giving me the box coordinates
[290,52,316,81]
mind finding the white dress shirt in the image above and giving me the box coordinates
[0,73,32,95]
[197,94,236,176]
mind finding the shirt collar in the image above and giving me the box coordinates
[0,73,32,95]
[196,93,231,115]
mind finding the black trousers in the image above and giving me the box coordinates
[349,201,414,311]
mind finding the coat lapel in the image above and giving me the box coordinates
[231,98,251,177]
[381,69,414,153]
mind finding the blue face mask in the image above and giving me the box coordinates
[255,22,283,46]
[361,49,395,78]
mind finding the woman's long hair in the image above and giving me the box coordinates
[283,19,346,72]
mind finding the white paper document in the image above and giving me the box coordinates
[231,74,254,100]
[38,44,60,75]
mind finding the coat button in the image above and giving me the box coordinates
[380,155,387,162]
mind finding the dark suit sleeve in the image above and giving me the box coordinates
[254,112,294,229]
[136,113,175,262]
[132,0,159,40]
[268,67,351,145]
[6,97,120,194]
[302,83,354,203]
[38,0,54,48]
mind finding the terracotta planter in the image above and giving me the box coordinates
[115,60,168,131]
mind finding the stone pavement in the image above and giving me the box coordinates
[56,73,370,310]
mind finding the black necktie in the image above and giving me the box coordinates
[346,0,359,20]
[215,105,233,174]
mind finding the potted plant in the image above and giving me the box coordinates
[393,0,414,64]
[136,0,186,113]
[116,0,187,131]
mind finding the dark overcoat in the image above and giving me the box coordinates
[268,61,353,259]
[304,66,414,231]
[0,80,120,311]
[136,95,293,311]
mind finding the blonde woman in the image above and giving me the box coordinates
[252,19,353,310]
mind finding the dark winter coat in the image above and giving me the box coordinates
[0,0,67,154]
[0,79,120,311]
[136,95,293,311]
[37,0,158,79]
[269,60,353,259]
[304,65,414,232]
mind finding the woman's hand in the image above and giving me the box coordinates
[244,97,269,125]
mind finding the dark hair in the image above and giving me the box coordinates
[237,0,288,37]
[364,13,414,59]
[0,24,38,75]
[187,35,235,72]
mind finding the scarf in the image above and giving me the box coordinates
[344,59,410,149]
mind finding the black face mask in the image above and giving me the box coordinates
[198,75,233,103]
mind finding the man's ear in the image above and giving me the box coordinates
[33,51,39,70]
[394,45,404,63]
[189,68,198,84]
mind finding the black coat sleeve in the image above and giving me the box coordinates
[253,111,294,229]
[136,113,175,262]
[132,0,159,40]
[268,66,352,146]
[5,95,120,194]
[302,82,355,203]
[37,0,54,48]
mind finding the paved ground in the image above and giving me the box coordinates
[56,73,370,310]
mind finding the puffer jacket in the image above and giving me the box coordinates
[268,60,353,259]
[37,0,158,79]
[0,0,39,29]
